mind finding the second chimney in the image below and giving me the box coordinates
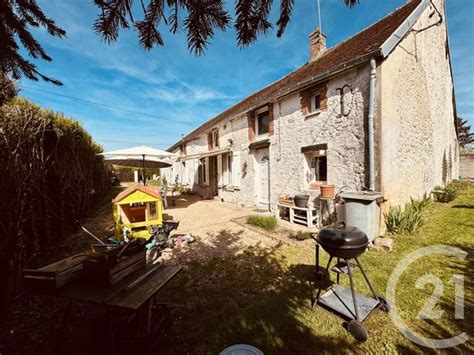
[309,28,326,62]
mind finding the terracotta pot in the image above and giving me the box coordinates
[320,184,336,199]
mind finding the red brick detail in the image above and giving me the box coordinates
[300,83,327,115]
[247,112,255,142]
[268,103,274,136]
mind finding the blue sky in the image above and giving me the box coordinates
[21,0,474,151]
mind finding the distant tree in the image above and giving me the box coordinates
[457,116,474,148]
[0,0,66,85]
[1,0,360,85]
[93,0,359,54]
[0,74,18,106]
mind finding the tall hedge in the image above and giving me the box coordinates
[0,98,110,319]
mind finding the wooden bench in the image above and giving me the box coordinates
[276,203,319,229]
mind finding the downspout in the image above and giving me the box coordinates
[368,58,377,192]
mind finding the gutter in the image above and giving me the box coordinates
[368,59,377,192]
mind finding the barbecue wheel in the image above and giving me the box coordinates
[347,320,368,342]
[377,296,390,312]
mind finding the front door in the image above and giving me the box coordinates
[255,148,270,206]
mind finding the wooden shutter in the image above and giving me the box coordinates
[232,152,240,188]
[207,132,212,150]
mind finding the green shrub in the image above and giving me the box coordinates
[294,231,313,241]
[384,195,431,235]
[384,205,405,234]
[433,183,460,203]
[246,215,277,231]
[450,180,471,190]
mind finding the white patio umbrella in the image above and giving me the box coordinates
[99,146,176,185]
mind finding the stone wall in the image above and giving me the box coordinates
[378,0,459,207]
[269,65,370,208]
[165,64,371,210]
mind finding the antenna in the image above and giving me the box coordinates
[317,0,322,32]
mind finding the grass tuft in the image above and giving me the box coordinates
[246,214,277,231]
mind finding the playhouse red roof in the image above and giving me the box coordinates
[112,184,162,203]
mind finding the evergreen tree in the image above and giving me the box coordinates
[457,116,474,148]
[1,0,359,84]
[0,0,66,85]
[93,0,358,55]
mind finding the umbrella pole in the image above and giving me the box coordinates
[142,154,146,186]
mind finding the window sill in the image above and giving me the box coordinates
[304,110,321,119]
[222,185,239,192]
[254,134,269,141]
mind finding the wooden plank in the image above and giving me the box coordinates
[106,265,182,310]
[110,258,146,284]
[300,143,327,153]
[276,203,316,212]
[37,254,88,272]
[57,264,158,304]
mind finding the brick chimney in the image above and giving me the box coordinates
[309,28,326,62]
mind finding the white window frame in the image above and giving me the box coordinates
[304,150,327,184]
[255,107,270,139]
[311,91,322,113]
[199,158,207,185]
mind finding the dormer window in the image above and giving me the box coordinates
[256,109,270,138]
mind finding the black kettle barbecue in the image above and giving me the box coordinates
[313,222,389,341]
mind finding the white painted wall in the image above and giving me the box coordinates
[378,0,459,207]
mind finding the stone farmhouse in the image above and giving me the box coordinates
[165,0,459,213]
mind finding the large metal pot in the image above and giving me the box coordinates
[294,194,310,207]
[317,222,368,259]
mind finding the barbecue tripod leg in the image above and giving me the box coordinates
[354,257,378,299]
[346,259,360,321]
[313,256,333,309]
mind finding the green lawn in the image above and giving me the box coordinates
[159,187,474,354]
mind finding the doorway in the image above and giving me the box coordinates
[255,148,270,206]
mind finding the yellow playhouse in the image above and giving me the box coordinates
[112,184,163,239]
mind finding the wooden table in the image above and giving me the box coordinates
[55,264,182,352]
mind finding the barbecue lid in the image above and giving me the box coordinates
[317,222,368,248]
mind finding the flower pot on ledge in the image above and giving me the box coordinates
[320,184,336,199]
